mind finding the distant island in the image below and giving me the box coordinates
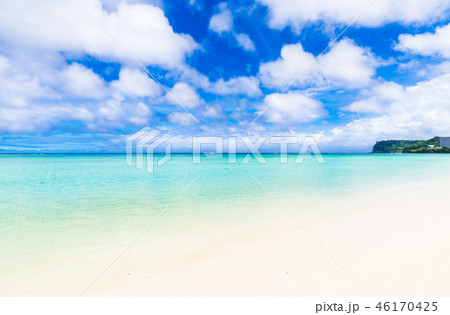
[373,136,450,153]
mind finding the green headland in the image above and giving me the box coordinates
[372,137,450,153]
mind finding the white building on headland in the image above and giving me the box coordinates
[440,137,450,148]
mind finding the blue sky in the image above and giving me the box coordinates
[1,0,450,153]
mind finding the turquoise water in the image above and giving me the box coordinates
[1,154,450,277]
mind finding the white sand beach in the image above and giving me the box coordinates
[2,178,450,297]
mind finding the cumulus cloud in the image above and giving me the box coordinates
[208,3,256,53]
[203,105,223,119]
[168,65,211,91]
[257,0,450,32]
[0,55,84,132]
[341,82,404,114]
[0,53,157,132]
[0,105,94,133]
[396,23,450,58]
[96,94,152,128]
[209,3,233,34]
[166,82,204,109]
[211,76,261,97]
[0,55,55,108]
[0,55,8,73]
[0,58,93,133]
[259,39,378,90]
[168,112,196,126]
[233,33,255,51]
[0,0,198,68]
[101,0,163,11]
[60,63,107,99]
[111,68,162,97]
[259,91,327,123]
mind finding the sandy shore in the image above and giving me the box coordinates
[2,178,450,296]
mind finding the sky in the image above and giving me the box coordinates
[1,0,450,153]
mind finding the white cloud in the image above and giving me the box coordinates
[111,68,162,97]
[0,92,152,133]
[341,82,404,114]
[0,55,8,73]
[211,76,261,97]
[96,94,152,128]
[0,54,157,132]
[98,95,126,122]
[259,39,377,90]
[259,91,327,123]
[203,105,223,119]
[209,3,233,34]
[396,23,450,58]
[0,55,93,132]
[0,55,56,108]
[128,102,152,125]
[396,58,450,81]
[0,105,94,133]
[258,0,450,32]
[208,4,256,53]
[234,33,255,51]
[60,63,107,99]
[168,65,211,91]
[324,74,450,151]
[168,112,196,126]
[166,82,203,109]
[0,0,198,68]
[186,0,204,11]
[101,0,163,11]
